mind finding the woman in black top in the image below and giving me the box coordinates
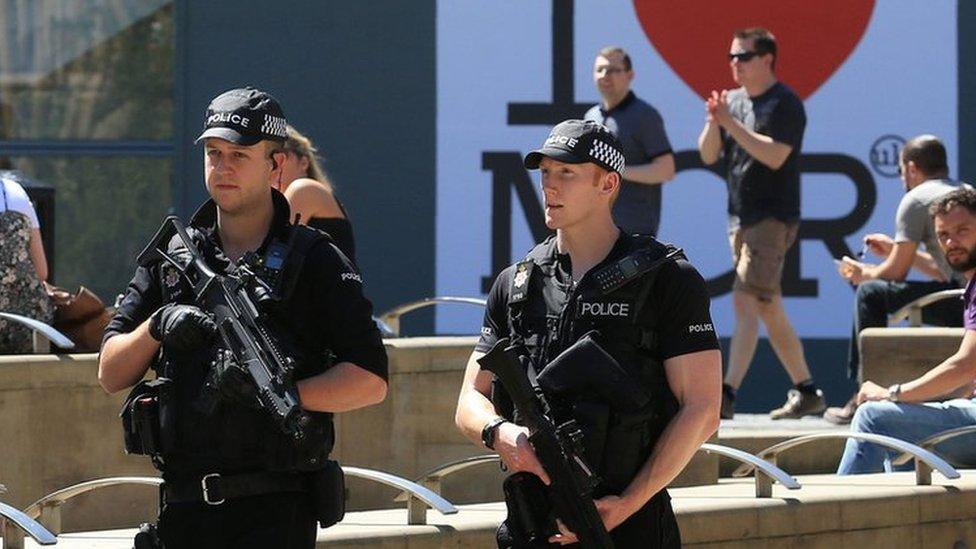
[276,126,356,261]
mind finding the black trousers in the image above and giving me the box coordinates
[497,490,681,549]
[157,491,318,549]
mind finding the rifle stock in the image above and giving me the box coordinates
[478,339,615,548]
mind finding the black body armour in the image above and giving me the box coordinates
[152,224,335,479]
[492,235,683,495]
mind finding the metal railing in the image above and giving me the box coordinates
[23,476,163,535]
[342,466,457,525]
[20,468,457,536]
[891,425,976,467]
[393,454,501,521]
[698,443,800,497]
[395,443,800,509]
[0,501,57,549]
[888,289,964,327]
[731,432,960,485]
[0,312,75,353]
[377,297,487,337]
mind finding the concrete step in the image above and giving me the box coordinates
[23,471,976,548]
[717,414,849,477]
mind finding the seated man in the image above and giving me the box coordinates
[837,188,976,474]
[829,135,967,424]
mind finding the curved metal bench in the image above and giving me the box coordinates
[396,443,799,506]
[731,432,960,485]
[890,425,976,467]
[0,501,57,548]
[0,312,75,353]
[377,297,487,337]
[888,289,964,327]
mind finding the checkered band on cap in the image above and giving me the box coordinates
[261,114,288,139]
[589,139,625,173]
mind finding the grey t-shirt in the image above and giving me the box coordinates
[895,178,968,284]
[585,92,672,236]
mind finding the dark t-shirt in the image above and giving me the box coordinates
[307,216,356,264]
[722,82,806,227]
[476,234,719,361]
[963,276,976,330]
[585,92,673,236]
[105,192,387,381]
[105,192,387,475]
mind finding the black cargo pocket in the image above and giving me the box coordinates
[600,407,656,493]
[310,460,345,528]
[571,399,611,474]
[119,377,172,458]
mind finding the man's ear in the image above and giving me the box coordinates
[270,150,287,172]
[603,170,621,196]
[906,160,919,179]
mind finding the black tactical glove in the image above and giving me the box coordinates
[149,304,216,352]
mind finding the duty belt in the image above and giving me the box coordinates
[163,471,308,505]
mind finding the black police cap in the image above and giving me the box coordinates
[524,119,625,174]
[195,87,288,146]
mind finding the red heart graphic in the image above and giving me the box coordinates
[633,0,875,100]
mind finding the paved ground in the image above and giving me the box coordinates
[720,413,849,435]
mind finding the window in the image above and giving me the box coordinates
[0,1,174,302]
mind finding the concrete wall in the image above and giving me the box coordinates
[332,336,507,509]
[0,354,158,533]
[860,327,964,386]
[314,472,976,549]
[0,338,714,532]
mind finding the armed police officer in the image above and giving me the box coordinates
[455,120,721,548]
[98,87,388,548]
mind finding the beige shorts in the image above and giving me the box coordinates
[728,218,799,301]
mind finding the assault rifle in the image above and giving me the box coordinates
[478,338,614,548]
[138,216,311,440]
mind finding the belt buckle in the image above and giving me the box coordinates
[201,473,224,505]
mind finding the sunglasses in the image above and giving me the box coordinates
[728,51,760,62]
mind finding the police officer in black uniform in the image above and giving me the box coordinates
[99,87,388,548]
[455,120,722,548]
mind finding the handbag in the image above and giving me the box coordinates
[49,285,114,352]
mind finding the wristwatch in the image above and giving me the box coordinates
[887,383,902,402]
[481,416,507,450]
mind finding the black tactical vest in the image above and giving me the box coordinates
[492,234,683,495]
[152,224,335,478]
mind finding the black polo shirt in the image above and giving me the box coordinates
[105,190,388,382]
[585,91,673,236]
[477,233,718,362]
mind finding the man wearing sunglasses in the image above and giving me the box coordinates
[585,46,675,237]
[698,27,824,420]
